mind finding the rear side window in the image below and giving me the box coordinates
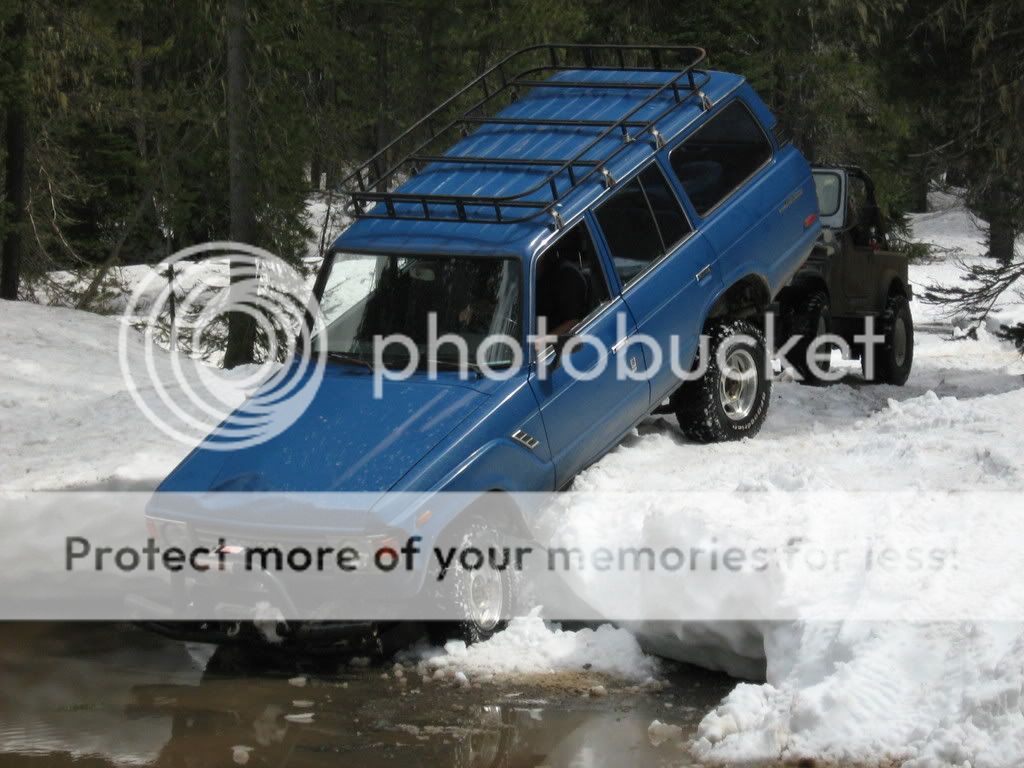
[595,164,692,286]
[669,100,772,216]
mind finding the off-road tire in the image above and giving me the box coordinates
[785,289,832,385]
[861,294,913,385]
[427,516,516,646]
[673,319,771,443]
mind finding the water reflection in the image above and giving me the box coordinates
[0,624,725,768]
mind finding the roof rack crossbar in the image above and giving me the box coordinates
[330,44,709,229]
[459,116,651,128]
[510,78,692,90]
[410,154,601,168]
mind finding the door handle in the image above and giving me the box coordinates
[611,336,628,354]
[695,264,712,282]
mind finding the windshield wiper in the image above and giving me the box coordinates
[419,358,485,378]
[325,351,374,371]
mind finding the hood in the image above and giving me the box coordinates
[158,364,489,494]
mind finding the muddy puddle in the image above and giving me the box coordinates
[0,623,733,767]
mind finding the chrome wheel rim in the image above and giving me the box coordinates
[467,565,502,632]
[893,316,907,367]
[719,348,758,422]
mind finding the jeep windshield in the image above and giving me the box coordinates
[312,251,522,370]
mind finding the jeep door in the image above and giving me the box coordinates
[528,220,649,488]
[592,162,720,404]
[837,173,878,311]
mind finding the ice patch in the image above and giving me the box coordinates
[231,745,253,765]
[416,610,659,683]
[647,719,683,746]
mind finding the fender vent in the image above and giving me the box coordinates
[511,429,540,450]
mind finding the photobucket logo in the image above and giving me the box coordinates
[369,311,886,397]
[118,242,326,451]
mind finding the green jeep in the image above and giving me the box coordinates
[778,164,914,385]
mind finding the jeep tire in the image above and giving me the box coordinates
[861,294,913,385]
[673,319,771,442]
[786,289,832,385]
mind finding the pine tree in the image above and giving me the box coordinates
[878,0,1024,346]
[0,3,28,300]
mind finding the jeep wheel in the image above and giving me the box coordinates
[862,294,913,385]
[673,320,771,443]
[428,517,515,646]
[786,289,832,385]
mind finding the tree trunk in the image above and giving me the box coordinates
[223,0,257,369]
[978,184,1018,266]
[908,166,930,213]
[1,10,28,302]
[372,27,390,194]
[132,17,147,162]
[310,152,322,191]
[989,217,1016,266]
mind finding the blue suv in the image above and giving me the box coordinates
[152,44,820,647]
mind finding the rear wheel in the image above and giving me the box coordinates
[861,294,913,385]
[674,319,771,443]
[785,289,832,385]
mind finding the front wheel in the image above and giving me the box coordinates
[673,319,771,443]
[861,295,913,385]
[427,516,516,646]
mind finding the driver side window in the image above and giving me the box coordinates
[535,222,610,338]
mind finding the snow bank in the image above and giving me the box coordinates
[0,299,248,490]
[566,326,1024,764]
[694,622,1024,767]
[555,192,1024,766]
[416,612,659,683]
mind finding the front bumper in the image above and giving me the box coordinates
[138,618,386,651]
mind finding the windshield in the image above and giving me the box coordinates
[813,171,842,217]
[313,252,522,368]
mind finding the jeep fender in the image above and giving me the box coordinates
[880,272,909,304]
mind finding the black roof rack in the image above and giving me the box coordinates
[333,44,710,230]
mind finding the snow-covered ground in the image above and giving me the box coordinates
[0,301,259,490]
[551,192,1024,766]
[0,303,192,489]
[568,365,1024,758]
[2,190,1024,765]
[909,188,1024,331]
